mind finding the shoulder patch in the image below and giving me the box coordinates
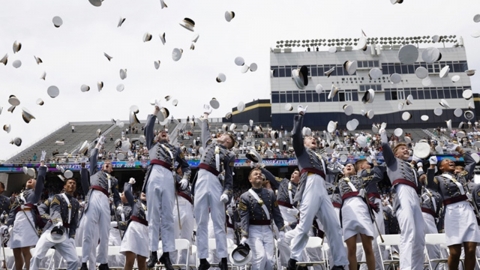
[477,191,480,197]
[433,177,438,184]
[229,162,234,167]
[44,199,50,206]
[51,196,61,206]
[179,152,185,159]
[274,201,278,207]
[238,201,247,211]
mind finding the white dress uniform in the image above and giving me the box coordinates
[289,113,348,269]
[381,132,425,270]
[194,118,235,264]
[432,151,480,246]
[120,183,149,258]
[31,192,80,270]
[7,166,46,249]
[81,148,122,268]
[172,173,194,265]
[238,187,285,270]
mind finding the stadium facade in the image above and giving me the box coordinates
[269,35,479,130]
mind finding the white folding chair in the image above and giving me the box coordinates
[296,237,329,270]
[377,234,401,270]
[30,247,56,270]
[0,246,15,269]
[107,246,124,269]
[189,244,197,270]
[173,239,191,269]
[424,233,450,270]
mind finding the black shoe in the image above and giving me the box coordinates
[287,259,298,270]
[147,251,158,268]
[159,252,174,270]
[198,260,211,270]
[331,266,345,270]
[98,264,109,270]
[218,258,228,270]
[80,263,88,270]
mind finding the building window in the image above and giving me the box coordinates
[339,92,345,102]
[392,89,405,100]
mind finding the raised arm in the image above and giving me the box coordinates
[460,147,476,180]
[111,178,121,208]
[200,114,211,149]
[271,191,285,231]
[260,167,281,190]
[144,110,158,150]
[123,182,135,208]
[89,148,99,175]
[291,114,305,157]
[380,130,396,167]
[80,167,90,196]
[222,153,235,200]
[31,165,46,204]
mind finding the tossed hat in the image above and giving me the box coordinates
[143,32,152,42]
[81,84,90,92]
[34,55,42,65]
[156,107,170,122]
[390,73,402,84]
[129,111,140,126]
[210,98,220,109]
[117,17,126,27]
[415,66,428,79]
[394,128,403,137]
[249,63,258,72]
[88,0,103,6]
[160,0,167,8]
[97,81,104,91]
[13,41,21,54]
[463,89,473,100]
[434,108,443,116]
[22,107,35,124]
[52,16,63,28]
[402,111,412,121]
[237,101,245,112]
[440,65,450,78]
[154,60,161,70]
[3,124,10,133]
[179,18,195,31]
[172,48,183,61]
[446,119,452,130]
[40,71,46,80]
[356,135,368,148]
[216,73,226,83]
[457,130,466,138]
[47,85,60,98]
[422,47,441,64]
[421,115,429,121]
[454,108,463,118]
[246,148,262,163]
[292,66,309,89]
[343,60,357,75]
[0,54,7,65]
[37,98,44,106]
[413,142,430,158]
[465,70,476,76]
[225,11,235,22]
[464,110,475,121]
[327,121,337,133]
[235,57,245,66]
[422,77,432,87]
[225,112,232,120]
[439,99,450,108]
[343,104,353,116]
[302,127,312,136]
[46,226,67,244]
[10,137,22,147]
[362,110,374,119]
[369,68,382,80]
[328,84,339,99]
[451,75,460,83]
[398,44,418,65]
[405,94,414,105]
[116,84,124,92]
[285,103,293,111]
[230,244,252,266]
[315,84,324,94]
[159,33,166,45]
[119,69,127,80]
[324,67,335,77]
[130,105,139,114]
[361,89,375,103]
[8,95,20,106]
[390,0,404,4]
[12,60,21,68]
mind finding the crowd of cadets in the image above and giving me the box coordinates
[0,105,479,270]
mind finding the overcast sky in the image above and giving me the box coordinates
[0,0,479,160]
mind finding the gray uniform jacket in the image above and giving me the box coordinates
[50,193,80,239]
[142,114,191,192]
[381,142,423,192]
[431,151,476,204]
[196,119,235,200]
[8,166,46,226]
[291,114,331,204]
[83,148,121,212]
[238,188,284,238]
[261,168,298,208]
[124,183,147,225]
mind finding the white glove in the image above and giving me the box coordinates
[180,178,189,190]
[7,226,12,236]
[412,155,422,162]
[80,201,86,207]
[379,129,388,144]
[40,150,47,162]
[467,193,473,202]
[0,225,8,235]
[297,105,308,114]
[417,162,423,168]
[97,135,106,147]
[116,205,123,213]
[54,221,63,228]
[429,156,438,165]
[128,177,136,184]
[279,231,285,241]
[331,151,339,159]
[220,194,229,204]
[240,237,248,245]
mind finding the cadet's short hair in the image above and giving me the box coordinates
[226,133,236,149]
[393,143,408,155]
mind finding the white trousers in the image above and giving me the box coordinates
[82,190,110,264]
[31,228,78,270]
[423,212,444,270]
[396,185,425,270]
[279,205,298,226]
[76,215,98,269]
[146,164,176,252]
[194,169,227,259]
[291,174,348,266]
[173,195,195,265]
[248,225,274,270]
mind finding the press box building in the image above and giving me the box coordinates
[269,36,479,130]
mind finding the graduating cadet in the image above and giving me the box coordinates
[430,146,480,270]
[30,177,81,270]
[380,129,425,270]
[120,178,148,270]
[144,105,191,270]
[194,110,235,270]
[238,168,285,270]
[81,137,121,270]
[6,151,46,270]
[288,106,348,270]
